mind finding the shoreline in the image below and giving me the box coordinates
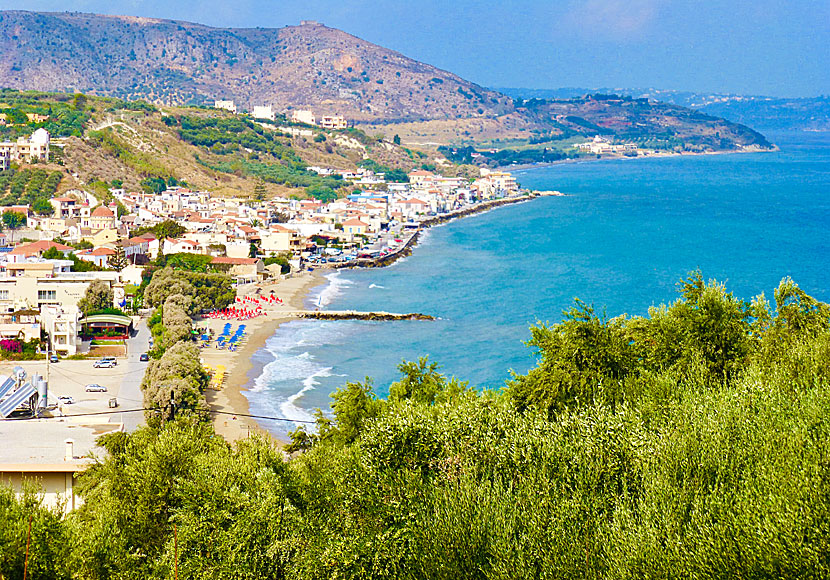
[500,145,778,173]
[201,271,324,444]
[328,192,558,270]
[210,193,555,443]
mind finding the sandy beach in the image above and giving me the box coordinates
[199,271,324,443]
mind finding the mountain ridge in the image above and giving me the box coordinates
[0,11,772,152]
[0,10,512,122]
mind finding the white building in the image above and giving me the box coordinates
[40,304,81,356]
[319,115,347,130]
[214,100,237,114]
[575,135,637,155]
[291,110,316,125]
[252,106,275,121]
[0,128,50,163]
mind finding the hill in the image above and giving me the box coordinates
[385,93,772,153]
[0,90,465,200]
[0,11,775,153]
[0,11,512,123]
[499,87,830,133]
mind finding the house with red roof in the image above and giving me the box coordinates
[342,218,369,236]
[7,240,72,263]
[76,246,116,269]
[163,238,200,255]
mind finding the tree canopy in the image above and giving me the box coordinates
[77,279,113,316]
[3,273,830,579]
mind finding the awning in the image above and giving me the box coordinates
[79,314,133,327]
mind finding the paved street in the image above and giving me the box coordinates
[119,318,151,431]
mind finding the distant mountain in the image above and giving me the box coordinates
[498,88,830,132]
[0,11,512,122]
[0,11,773,151]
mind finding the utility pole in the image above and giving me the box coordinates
[173,524,179,580]
[23,514,32,580]
[45,338,50,392]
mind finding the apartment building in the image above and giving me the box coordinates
[319,115,347,130]
[40,304,81,355]
[0,261,120,316]
[0,128,50,163]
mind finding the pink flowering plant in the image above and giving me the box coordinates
[0,339,22,353]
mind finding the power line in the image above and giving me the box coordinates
[210,409,316,424]
[38,407,316,424]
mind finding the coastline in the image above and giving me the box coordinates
[201,271,324,443]
[210,193,556,443]
[500,145,778,173]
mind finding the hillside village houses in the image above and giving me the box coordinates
[576,135,638,155]
[0,128,51,168]
[0,155,522,355]
[212,100,349,130]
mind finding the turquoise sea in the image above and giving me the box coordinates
[246,132,830,435]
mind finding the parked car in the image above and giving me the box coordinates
[85,384,107,392]
[49,354,59,363]
[57,395,74,404]
[93,359,115,368]
[139,353,150,362]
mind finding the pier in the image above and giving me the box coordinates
[281,310,435,321]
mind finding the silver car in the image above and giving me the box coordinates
[85,383,107,392]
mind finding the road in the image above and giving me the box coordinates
[118,318,151,431]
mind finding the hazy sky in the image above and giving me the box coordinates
[2,0,827,97]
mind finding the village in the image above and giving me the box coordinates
[0,96,544,511]
[0,126,526,355]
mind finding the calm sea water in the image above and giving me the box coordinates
[247,132,830,435]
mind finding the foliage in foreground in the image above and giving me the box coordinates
[2,274,830,579]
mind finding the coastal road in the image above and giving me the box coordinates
[118,318,151,431]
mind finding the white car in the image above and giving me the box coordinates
[93,358,116,368]
[85,384,107,392]
[57,395,74,405]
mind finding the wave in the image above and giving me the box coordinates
[246,319,352,433]
[368,283,385,289]
[279,366,331,423]
[308,271,353,309]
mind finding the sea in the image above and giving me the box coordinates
[246,131,830,436]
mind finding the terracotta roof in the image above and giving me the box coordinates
[9,240,72,255]
[88,247,116,256]
[52,197,76,202]
[91,205,114,217]
[408,170,434,177]
[403,198,428,205]
[127,236,149,245]
[343,218,368,226]
[211,257,259,265]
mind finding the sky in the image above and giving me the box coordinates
[1,0,827,97]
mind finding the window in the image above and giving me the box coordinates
[0,290,8,301]
[37,290,57,302]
